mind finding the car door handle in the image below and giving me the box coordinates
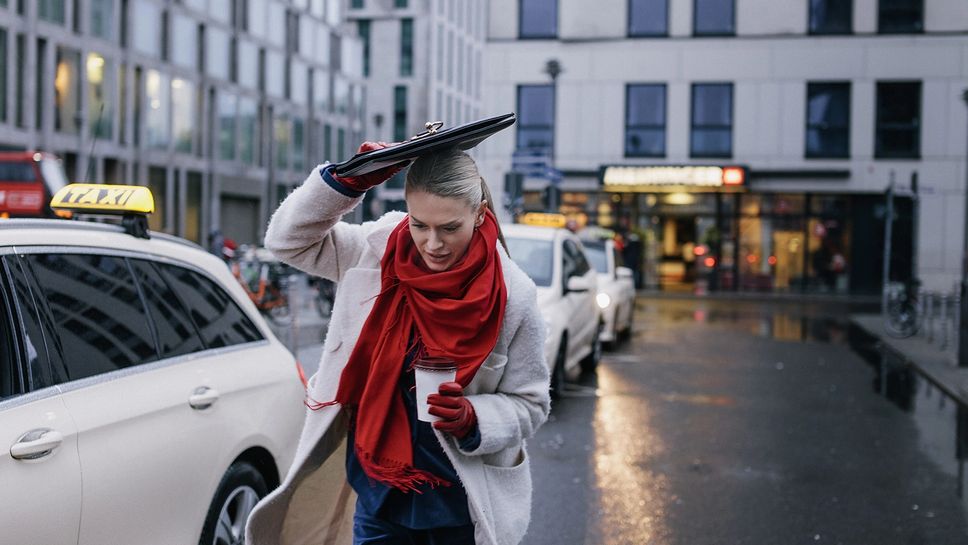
[10,428,64,460]
[189,386,220,410]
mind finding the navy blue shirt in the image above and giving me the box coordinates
[346,349,481,529]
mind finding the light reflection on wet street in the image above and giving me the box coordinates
[525,296,968,545]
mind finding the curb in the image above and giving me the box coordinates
[850,313,968,407]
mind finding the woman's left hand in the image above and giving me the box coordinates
[427,382,477,439]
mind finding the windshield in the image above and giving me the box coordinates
[506,237,554,287]
[583,243,608,273]
[0,161,38,183]
[39,158,69,192]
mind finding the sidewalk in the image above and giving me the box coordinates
[640,288,881,306]
[850,313,968,407]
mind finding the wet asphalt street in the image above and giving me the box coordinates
[524,297,968,545]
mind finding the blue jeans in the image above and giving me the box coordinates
[352,510,476,545]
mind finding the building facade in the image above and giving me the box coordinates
[480,0,968,295]
[345,0,485,217]
[0,0,365,246]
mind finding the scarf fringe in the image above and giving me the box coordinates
[356,445,452,493]
[304,396,339,411]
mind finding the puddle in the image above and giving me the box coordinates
[849,324,968,504]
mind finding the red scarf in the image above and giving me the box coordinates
[309,209,507,492]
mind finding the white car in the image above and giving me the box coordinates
[0,185,305,545]
[503,224,603,398]
[580,237,636,346]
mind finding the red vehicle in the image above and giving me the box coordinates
[0,152,71,218]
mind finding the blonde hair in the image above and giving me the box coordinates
[405,149,508,252]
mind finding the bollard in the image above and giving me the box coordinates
[941,294,950,350]
[288,273,301,356]
[925,291,934,342]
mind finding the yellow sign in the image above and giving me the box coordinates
[518,212,567,228]
[602,165,746,192]
[51,184,154,215]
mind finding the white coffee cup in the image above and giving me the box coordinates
[413,357,458,423]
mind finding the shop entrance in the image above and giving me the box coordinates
[638,193,722,293]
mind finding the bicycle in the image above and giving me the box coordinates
[232,258,293,326]
[884,278,922,338]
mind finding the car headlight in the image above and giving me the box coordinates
[596,292,611,310]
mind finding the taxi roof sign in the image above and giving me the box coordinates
[518,212,567,228]
[50,184,154,215]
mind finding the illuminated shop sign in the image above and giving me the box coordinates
[602,165,746,192]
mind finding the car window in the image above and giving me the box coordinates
[129,259,206,359]
[583,243,608,274]
[25,253,158,382]
[4,255,63,389]
[157,263,263,348]
[505,237,554,287]
[563,240,590,277]
[0,259,22,399]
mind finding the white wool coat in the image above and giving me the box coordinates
[244,165,551,545]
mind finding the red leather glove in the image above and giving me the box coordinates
[427,382,477,439]
[332,141,407,192]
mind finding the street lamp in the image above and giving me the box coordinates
[959,88,968,367]
[543,59,562,213]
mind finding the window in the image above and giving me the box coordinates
[629,0,668,36]
[395,0,407,7]
[625,84,666,157]
[690,83,732,158]
[38,0,65,24]
[809,0,852,34]
[248,0,268,39]
[290,60,308,105]
[54,46,81,134]
[217,91,237,160]
[0,28,8,123]
[274,113,291,169]
[358,20,370,77]
[128,260,205,358]
[206,26,231,80]
[400,18,413,77]
[806,82,850,158]
[131,0,163,57]
[517,85,554,152]
[238,96,258,164]
[393,85,407,142]
[89,0,114,41]
[505,238,553,287]
[237,40,258,89]
[875,81,920,159]
[172,78,195,153]
[170,13,197,70]
[157,264,263,348]
[5,256,65,389]
[145,69,170,150]
[694,0,734,36]
[520,0,557,39]
[878,0,922,34]
[292,116,305,171]
[87,53,114,139]
[26,254,157,381]
[323,123,332,160]
[351,0,363,8]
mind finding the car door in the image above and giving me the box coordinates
[0,255,82,545]
[19,251,240,545]
[563,239,598,355]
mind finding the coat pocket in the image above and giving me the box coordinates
[481,448,531,545]
[470,353,508,394]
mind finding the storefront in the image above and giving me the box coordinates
[532,165,913,296]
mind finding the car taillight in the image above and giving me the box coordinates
[295,360,308,389]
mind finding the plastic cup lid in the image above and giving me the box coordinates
[414,356,457,371]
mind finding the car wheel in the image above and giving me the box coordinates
[199,461,269,545]
[550,340,566,400]
[580,322,603,373]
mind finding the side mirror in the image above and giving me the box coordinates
[616,267,633,280]
[566,275,592,293]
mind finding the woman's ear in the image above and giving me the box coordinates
[476,201,487,226]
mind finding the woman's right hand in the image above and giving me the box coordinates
[332,141,407,192]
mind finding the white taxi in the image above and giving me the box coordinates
[0,185,305,545]
[504,222,602,398]
[580,235,636,346]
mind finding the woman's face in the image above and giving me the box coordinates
[406,190,485,272]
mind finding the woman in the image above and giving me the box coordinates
[245,143,550,545]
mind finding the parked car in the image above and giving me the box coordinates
[580,236,636,346]
[503,223,603,398]
[0,184,306,545]
[0,151,71,219]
